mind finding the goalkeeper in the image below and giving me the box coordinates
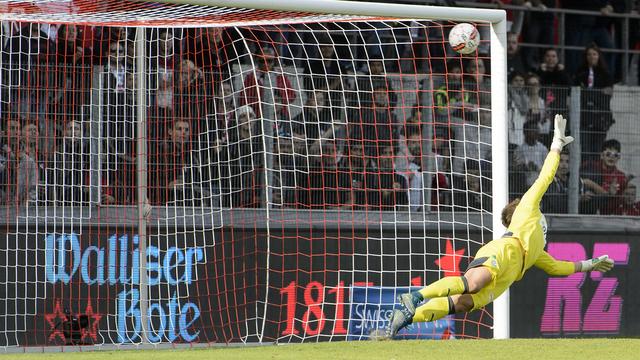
[386,114,615,338]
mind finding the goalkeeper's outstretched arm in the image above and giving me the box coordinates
[535,251,614,276]
[517,114,575,210]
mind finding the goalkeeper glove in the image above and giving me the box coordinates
[580,255,614,273]
[550,114,574,152]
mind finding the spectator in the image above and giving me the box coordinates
[102,40,136,194]
[54,24,92,66]
[21,121,46,181]
[395,123,424,211]
[186,80,236,150]
[465,57,491,111]
[506,32,530,77]
[338,140,376,209]
[150,29,178,115]
[403,125,422,169]
[434,60,475,133]
[221,105,262,208]
[610,183,640,216]
[581,139,629,214]
[0,119,20,200]
[93,26,130,65]
[508,71,527,148]
[513,120,548,188]
[453,160,492,212]
[574,43,615,162]
[542,150,606,213]
[353,84,399,159]
[398,125,424,211]
[181,27,229,70]
[270,128,296,208]
[173,58,209,122]
[537,48,572,87]
[369,144,408,211]
[427,129,452,211]
[149,118,190,204]
[298,138,352,209]
[536,48,571,116]
[451,93,492,174]
[0,119,37,205]
[103,40,128,93]
[303,35,354,91]
[563,0,619,75]
[49,24,92,122]
[291,90,332,142]
[47,120,89,205]
[525,73,551,147]
[0,119,21,155]
[149,118,210,206]
[21,122,39,160]
[240,45,296,120]
[358,55,398,108]
[521,0,556,67]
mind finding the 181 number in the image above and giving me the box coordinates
[280,281,347,336]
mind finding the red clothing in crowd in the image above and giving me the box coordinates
[600,165,627,196]
[610,201,640,216]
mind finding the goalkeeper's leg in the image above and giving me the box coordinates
[387,267,492,338]
[386,294,474,338]
[398,267,491,319]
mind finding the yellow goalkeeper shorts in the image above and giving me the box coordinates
[465,237,524,311]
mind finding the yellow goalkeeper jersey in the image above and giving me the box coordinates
[506,151,568,280]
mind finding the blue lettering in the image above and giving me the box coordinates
[131,235,140,285]
[81,245,105,285]
[183,248,203,284]
[163,248,184,285]
[116,290,201,344]
[179,303,200,342]
[147,245,161,286]
[48,234,81,284]
[117,289,141,343]
[147,302,166,343]
[43,233,205,294]
[119,235,131,284]
[45,234,56,283]
[107,235,118,284]
[167,292,181,341]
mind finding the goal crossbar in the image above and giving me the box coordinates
[149,0,506,23]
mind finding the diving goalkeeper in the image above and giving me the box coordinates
[386,114,615,338]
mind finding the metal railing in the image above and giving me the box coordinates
[361,0,640,83]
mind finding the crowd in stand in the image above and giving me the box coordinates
[505,31,636,215]
[0,14,637,215]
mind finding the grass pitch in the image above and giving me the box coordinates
[4,339,639,360]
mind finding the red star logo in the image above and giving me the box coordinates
[44,299,103,344]
[45,300,67,342]
[81,301,102,343]
[435,238,466,277]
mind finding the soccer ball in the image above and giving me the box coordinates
[448,23,480,55]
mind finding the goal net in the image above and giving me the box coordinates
[0,0,507,347]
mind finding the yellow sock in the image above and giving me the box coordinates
[418,276,467,299]
[412,297,452,323]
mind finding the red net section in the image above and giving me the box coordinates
[0,19,495,347]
